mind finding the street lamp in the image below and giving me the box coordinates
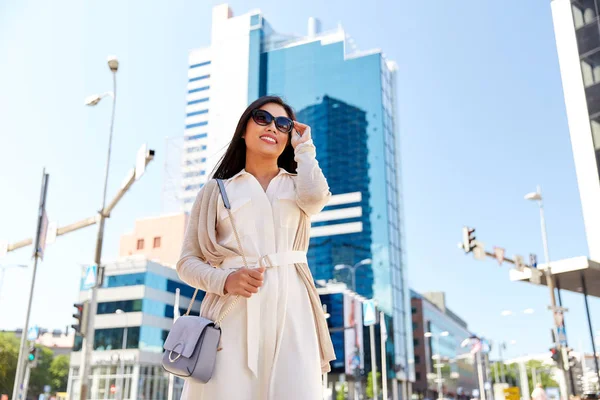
[525,185,570,400]
[115,309,128,400]
[334,258,372,292]
[0,264,27,308]
[425,331,449,400]
[79,55,119,400]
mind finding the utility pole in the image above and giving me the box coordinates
[12,170,49,400]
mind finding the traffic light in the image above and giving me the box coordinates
[72,302,89,336]
[550,347,563,368]
[28,345,38,367]
[462,227,476,253]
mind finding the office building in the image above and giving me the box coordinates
[67,215,197,400]
[411,291,479,399]
[180,4,412,396]
[551,0,600,260]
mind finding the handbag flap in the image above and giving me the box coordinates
[163,316,216,358]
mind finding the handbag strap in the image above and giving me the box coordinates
[184,179,248,327]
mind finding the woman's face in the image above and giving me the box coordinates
[244,102,291,160]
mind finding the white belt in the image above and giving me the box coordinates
[220,250,308,377]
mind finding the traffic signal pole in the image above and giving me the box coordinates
[12,171,49,400]
[460,226,571,399]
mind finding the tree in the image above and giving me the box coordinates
[0,332,19,397]
[0,332,71,398]
[366,371,382,399]
[491,360,558,393]
[337,382,347,400]
[49,355,70,392]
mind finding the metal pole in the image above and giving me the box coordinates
[494,362,500,384]
[22,363,31,400]
[436,335,443,400]
[370,323,378,400]
[476,350,486,400]
[79,69,117,400]
[580,271,600,379]
[555,277,577,396]
[119,320,128,400]
[532,366,538,388]
[12,171,48,400]
[499,344,506,383]
[381,312,388,400]
[537,187,570,400]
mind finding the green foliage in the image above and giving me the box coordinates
[337,382,347,400]
[491,360,558,394]
[367,371,382,399]
[0,332,70,397]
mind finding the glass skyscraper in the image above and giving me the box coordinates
[182,4,414,395]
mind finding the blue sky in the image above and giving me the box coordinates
[0,0,598,360]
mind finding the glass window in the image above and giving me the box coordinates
[573,5,585,30]
[591,120,600,150]
[93,327,140,351]
[97,299,143,315]
[414,355,420,364]
[416,372,421,381]
[103,273,146,288]
[136,239,144,250]
[153,237,161,248]
[413,339,419,347]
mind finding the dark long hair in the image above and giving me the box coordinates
[211,96,297,179]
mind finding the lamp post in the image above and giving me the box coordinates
[116,309,128,400]
[78,55,119,400]
[525,186,571,399]
[425,331,449,400]
[334,258,372,292]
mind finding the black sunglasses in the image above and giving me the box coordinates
[251,109,294,134]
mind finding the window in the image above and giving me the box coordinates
[413,322,418,331]
[413,339,419,347]
[414,355,420,364]
[136,239,144,250]
[153,237,161,248]
[416,372,421,381]
[411,307,417,314]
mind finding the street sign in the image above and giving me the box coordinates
[557,326,568,347]
[494,247,505,265]
[514,255,524,271]
[46,221,58,245]
[135,143,148,180]
[82,265,97,290]
[504,386,520,400]
[473,241,486,261]
[37,210,49,260]
[553,311,564,327]
[363,300,377,326]
[530,254,538,268]
[27,326,39,341]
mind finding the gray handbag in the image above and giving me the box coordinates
[161,179,248,383]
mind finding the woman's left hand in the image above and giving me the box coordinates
[291,121,312,149]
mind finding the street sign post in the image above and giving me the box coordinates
[82,265,97,290]
[362,301,377,326]
[494,247,506,265]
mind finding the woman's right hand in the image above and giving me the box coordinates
[223,267,265,298]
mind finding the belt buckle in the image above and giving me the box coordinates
[258,254,273,268]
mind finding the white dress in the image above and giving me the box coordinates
[177,140,331,400]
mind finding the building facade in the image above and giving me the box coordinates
[551,0,600,260]
[411,291,479,399]
[180,3,413,393]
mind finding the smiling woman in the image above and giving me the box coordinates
[175,95,334,400]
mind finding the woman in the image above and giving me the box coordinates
[176,95,336,399]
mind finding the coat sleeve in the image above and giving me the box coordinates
[294,139,331,216]
[176,188,233,296]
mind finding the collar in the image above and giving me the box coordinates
[227,168,295,182]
